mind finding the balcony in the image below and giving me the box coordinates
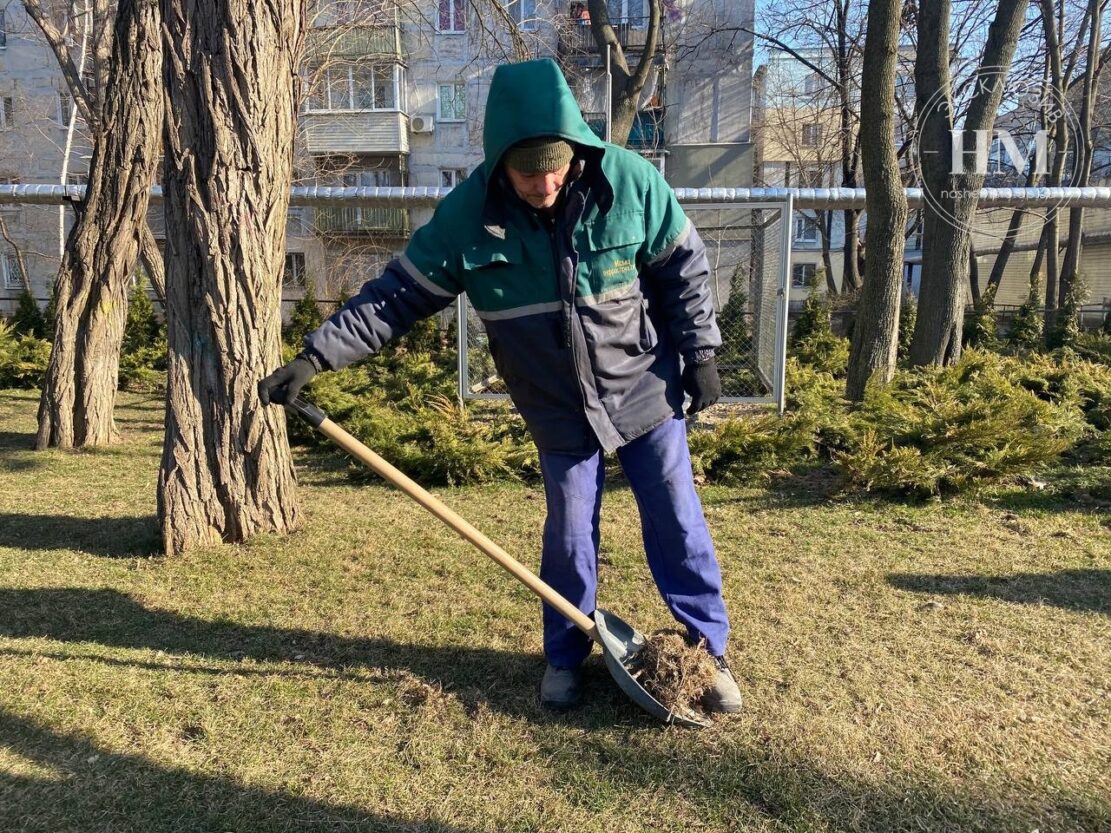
[558,14,665,62]
[628,108,664,150]
[315,206,409,236]
[300,110,409,155]
[581,108,665,150]
[305,24,401,61]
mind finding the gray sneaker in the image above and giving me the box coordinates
[702,656,743,714]
[540,664,583,711]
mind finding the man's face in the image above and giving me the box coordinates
[504,162,572,211]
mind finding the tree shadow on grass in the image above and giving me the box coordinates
[0,706,479,833]
[0,587,639,728]
[0,430,37,452]
[887,569,1111,615]
[0,514,160,558]
[547,731,1107,833]
[2,590,1105,831]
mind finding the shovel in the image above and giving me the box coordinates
[285,397,709,728]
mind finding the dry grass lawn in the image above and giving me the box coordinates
[0,388,1107,832]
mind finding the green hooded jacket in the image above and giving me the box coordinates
[306,58,720,453]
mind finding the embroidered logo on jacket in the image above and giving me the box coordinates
[601,258,636,279]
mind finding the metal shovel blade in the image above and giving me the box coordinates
[593,608,711,729]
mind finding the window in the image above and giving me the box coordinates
[794,214,820,244]
[509,0,537,30]
[607,0,646,27]
[0,97,13,130]
[801,123,822,146]
[438,82,466,122]
[791,263,817,289]
[803,73,822,95]
[283,253,307,288]
[438,0,465,32]
[0,10,7,49]
[800,164,826,187]
[341,168,395,228]
[342,168,393,188]
[439,168,468,188]
[58,93,73,126]
[305,64,398,112]
[331,0,387,24]
[0,175,20,215]
[1,251,24,289]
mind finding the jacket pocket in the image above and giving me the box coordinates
[582,211,644,290]
[639,299,659,352]
[462,237,523,271]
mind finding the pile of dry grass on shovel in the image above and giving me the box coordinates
[629,630,718,719]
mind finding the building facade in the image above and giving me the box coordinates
[0,0,755,318]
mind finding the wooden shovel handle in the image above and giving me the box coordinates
[288,398,600,641]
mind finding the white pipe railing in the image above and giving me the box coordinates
[6,185,1111,210]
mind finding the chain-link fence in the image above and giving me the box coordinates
[459,199,793,408]
[6,183,1111,410]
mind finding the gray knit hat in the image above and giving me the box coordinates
[503,136,575,174]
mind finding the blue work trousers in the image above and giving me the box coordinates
[537,416,729,668]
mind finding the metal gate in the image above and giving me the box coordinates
[458,194,794,412]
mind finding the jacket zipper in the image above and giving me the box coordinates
[552,201,592,423]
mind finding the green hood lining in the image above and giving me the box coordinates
[482,58,606,179]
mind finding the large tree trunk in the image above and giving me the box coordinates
[908,0,1026,366]
[845,0,907,401]
[1038,0,1069,336]
[158,0,304,556]
[1058,0,1102,311]
[34,0,163,450]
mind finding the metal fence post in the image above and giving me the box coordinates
[455,296,467,408]
[774,193,794,414]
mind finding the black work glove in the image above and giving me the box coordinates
[258,355,318,406]
[682,354,721,416]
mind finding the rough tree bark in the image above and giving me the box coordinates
[158,0,304,555]
[845,0,907,401]
[907,0,1027,367]
[33,0,163,449]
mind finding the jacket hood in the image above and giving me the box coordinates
[482,58,605,178]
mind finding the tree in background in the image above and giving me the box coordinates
[845,0,907,401]
[158,0,306,555]
[26,0,163,449]
[907,0,1028,367]
[585,0,662,147]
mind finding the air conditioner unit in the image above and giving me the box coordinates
[410,115,435,134]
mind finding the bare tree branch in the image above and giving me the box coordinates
[20,0,99,130]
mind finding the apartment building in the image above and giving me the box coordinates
[754,45,921,306]
[0,0,756,316]
[0,1,96,311]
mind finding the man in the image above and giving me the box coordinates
[259,58,741,714]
